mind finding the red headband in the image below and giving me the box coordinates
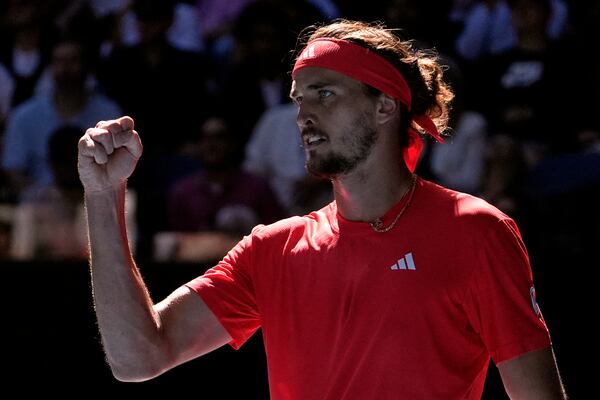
[293,38,444,172]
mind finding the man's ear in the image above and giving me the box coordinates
[375,93,400,125]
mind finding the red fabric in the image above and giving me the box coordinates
[292,38,445,171]
[186,178,551,399]
[403,129,424,172]
[293,38,414,110]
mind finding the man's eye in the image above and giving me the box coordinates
[319,90,333,99]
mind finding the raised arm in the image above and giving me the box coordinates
[79,117,231,382]
[498,346,567,399]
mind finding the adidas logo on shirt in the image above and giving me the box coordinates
[390,252,416,270]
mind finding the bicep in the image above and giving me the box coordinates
[154,286,232,369]
[498,346,566,399]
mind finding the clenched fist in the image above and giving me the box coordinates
[78,116,143,193]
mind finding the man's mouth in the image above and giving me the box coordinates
[302,131,328,147]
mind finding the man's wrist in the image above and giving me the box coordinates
[84,180,127,198]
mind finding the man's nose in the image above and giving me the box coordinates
[296,101,316,129]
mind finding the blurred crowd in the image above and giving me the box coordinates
[0,0,598,264]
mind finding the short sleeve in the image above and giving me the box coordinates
[463,218,551,364]
[185,232,261,350]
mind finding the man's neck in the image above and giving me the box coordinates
[331,148,413,223]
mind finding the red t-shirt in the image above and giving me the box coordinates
[186,177,550,399]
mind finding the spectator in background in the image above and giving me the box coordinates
[10,124,136,260]
[10,125,87,260]
[429,59,487,194]
[480,133,528,218]
[167,1,206,53]
[455,0,569,115]
[382,0,457,55]
[218,1,314,146]
[0,63,14,133]
[454,0,567,62]
[158,114,284,262]
[0,63,16,205]
[243,103,311,209]
[244,102,332,214]
[476,0,576,202]
[569,2,600,129]
[100,0,215,261]
[98,0,212,157]
[2,35,121,196]
[0,0,54,108]
[196,0,256,45]
[119,0,206,54]
[455,0,517,62]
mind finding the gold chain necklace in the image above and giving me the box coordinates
[370,174,417,233]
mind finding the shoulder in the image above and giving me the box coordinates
[249,216,308,243]
[10,96,48,119]
[249,203,333,243]
[421,180,528,263]
[418,178,511,228]
[5,97,50,136]
[419,180,531,277]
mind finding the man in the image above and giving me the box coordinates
[78,20,566,399]
[3,35,121,195]
[161,113,284,262]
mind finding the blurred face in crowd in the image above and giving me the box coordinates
[7,0,43,29]
[51,41,86,92]
[134,0,174,45]
[512,0,551,34]
[198,117,236,170]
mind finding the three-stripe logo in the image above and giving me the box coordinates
[390,252,416,270]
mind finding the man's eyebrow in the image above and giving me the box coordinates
[289,81,334,99]
[307,81,333,89]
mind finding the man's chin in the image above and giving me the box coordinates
[305,159,347,180]
[305,160,328,179]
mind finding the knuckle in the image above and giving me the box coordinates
[88,128,101,137]
[121,116,135,129]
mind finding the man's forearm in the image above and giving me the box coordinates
[86,182,165,381]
